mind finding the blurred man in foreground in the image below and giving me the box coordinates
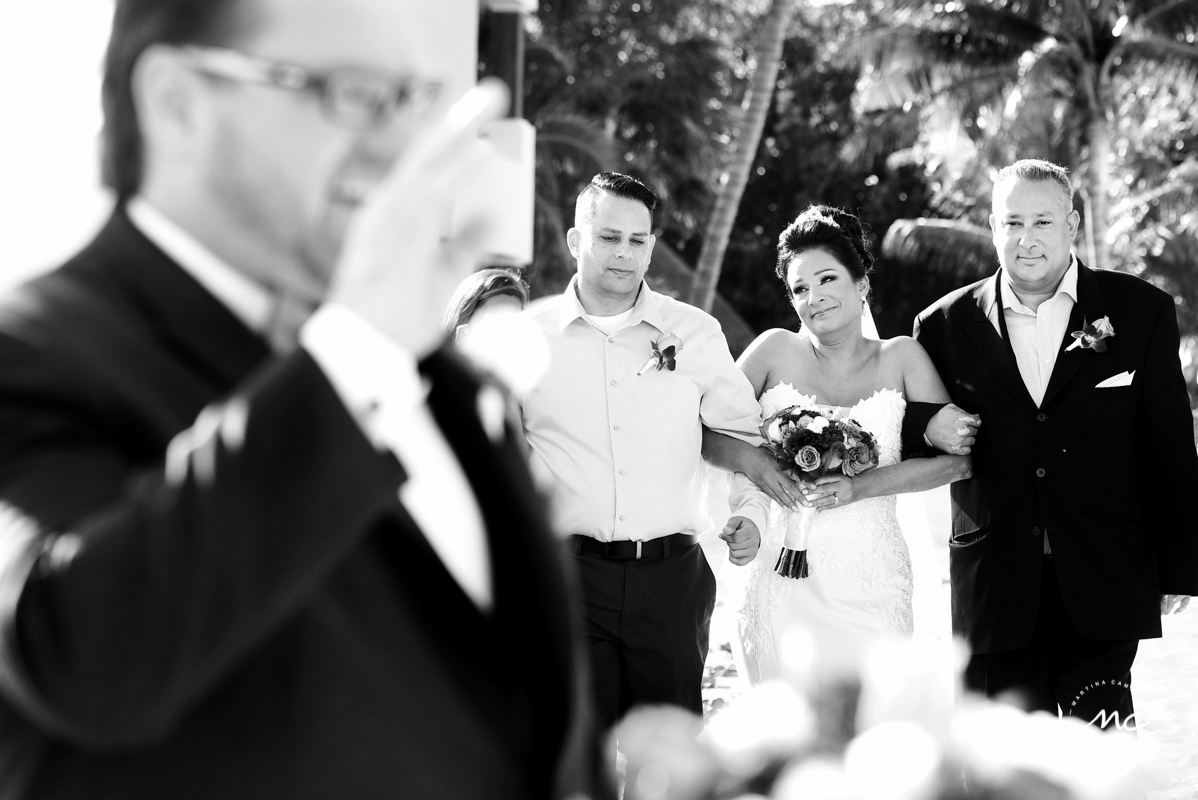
[0,0,605,797]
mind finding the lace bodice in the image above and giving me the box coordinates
[740,383,913,667]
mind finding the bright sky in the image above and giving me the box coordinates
[0,2,114,291]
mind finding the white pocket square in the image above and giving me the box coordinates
[1096,370,1135,388]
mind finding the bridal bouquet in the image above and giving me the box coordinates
[760,406,879,579]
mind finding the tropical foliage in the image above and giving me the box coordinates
[845,0,1198,272]
[510,0,1198,352]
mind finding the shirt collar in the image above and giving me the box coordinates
[556,275,666,333]
[126,197,274,332]
[997,253,1079,314]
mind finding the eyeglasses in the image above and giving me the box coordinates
[179,46,442,130]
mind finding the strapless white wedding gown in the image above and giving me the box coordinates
[738,383,913,683]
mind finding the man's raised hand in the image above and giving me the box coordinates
[328,79,510,357]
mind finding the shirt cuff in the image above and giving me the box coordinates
[726,472,770,544]
[299,304,423,452]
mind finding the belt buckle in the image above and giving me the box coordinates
[599,540,643,560]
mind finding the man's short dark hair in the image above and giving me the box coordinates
[101,0,253,200]
[574,172,657,227]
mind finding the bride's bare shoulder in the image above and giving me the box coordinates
[878,336,946,398]
[738,328,804,365]
[877,335,928,363]
[739,329,807,396]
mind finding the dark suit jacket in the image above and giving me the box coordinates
[914,264,1198,654]
[0,208,604,799]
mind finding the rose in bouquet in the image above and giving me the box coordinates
[760,406,879,579]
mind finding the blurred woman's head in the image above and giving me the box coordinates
[443,268,530,335]
[776,206,873,337]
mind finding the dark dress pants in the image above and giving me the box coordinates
[964,556,1139,732]
[571,542,716,733]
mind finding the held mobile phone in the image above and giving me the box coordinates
[448,117,536,267]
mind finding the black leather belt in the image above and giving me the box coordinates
[570,532,700,560]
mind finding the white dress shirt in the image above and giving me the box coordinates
[520,278,770,543]
[128,199,492,609]
[986,255,1079,407]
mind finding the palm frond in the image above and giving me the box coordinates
[1016,39,1082,93]
[645,243,757,355]
[846,9,1047,113]
[1132,0,1198,37]
[533,112,620,173]
[1114,37,1198,70]
[1110,158,1198,220]
[882,218,998,281]
[840,108,923,170]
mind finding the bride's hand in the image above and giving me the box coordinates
[809,474,857,511]
[742,446,804,510]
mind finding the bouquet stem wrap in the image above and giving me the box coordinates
[775,502,816,579]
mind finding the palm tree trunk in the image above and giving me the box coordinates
[688,0,797,312]
[1085,113,1114,272]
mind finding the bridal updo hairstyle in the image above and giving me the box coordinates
[775,205,875,297]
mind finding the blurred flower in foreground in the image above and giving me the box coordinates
[843,722,940,800]
[617,706,717,800]
[773,757,853,799]
[949,699,1155,800]
[614,637,1154,800]
[704,681,816,784]
[856,638,968,742]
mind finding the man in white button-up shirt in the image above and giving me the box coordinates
[521,172,783,733]
[0,1,607,798]
[912,159,1198,733]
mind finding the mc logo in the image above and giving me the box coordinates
[1087,709,1137,731]
[1068,678,1136,731]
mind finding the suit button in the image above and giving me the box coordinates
[1037,412,1047,422]
[1032,526,1041,537]
[1036,467,1046,477]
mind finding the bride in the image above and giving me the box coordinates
[732,205,970,683]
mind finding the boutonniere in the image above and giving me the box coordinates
[637,332,684,375]
[1065,315,1114,352]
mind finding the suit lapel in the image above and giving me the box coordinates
[418,346,573,776]
[962,273,1038,410]
[419,346,574,666]
[1041,262,1105,408]
[85,207,273,392]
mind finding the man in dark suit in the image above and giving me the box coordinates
[910,159,1198,729]
[0,0,606,797]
